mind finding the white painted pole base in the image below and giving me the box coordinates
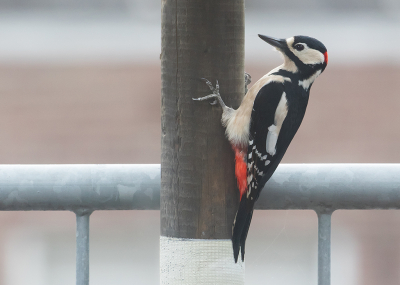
[160,236,245,285]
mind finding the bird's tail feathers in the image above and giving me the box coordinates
[232,196,254,263]
[240,209,254,262]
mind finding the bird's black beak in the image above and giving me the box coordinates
[258,34,287,50]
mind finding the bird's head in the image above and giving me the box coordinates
[259,34,328,78]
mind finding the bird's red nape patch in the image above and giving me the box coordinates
[324,52,328,65]
[233,146,247,201]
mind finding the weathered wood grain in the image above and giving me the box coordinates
[161,0,244,239]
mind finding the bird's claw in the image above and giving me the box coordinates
[193,78,222,103]
[245,72,252,94]
[245,72,252,85]
[201,78,214,91]
[201,78,219,94]
[192,94,220,105]
[192,93,219,102]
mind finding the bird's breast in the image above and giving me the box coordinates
[224,74,291,147]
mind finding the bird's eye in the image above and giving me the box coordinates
[294,44,304,51]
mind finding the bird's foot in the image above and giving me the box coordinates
[245,72,252,94]
[192,93,220,106]
[192,78,227,109]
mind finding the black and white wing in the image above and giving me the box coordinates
[247,81,288,200]
[232,80,288,262]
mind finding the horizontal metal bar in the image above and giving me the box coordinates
[0,164,399,211]
[0,164,160,211]
[256,164,400,210]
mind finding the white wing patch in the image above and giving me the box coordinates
[266,92,288,156]
[266,125,278,156]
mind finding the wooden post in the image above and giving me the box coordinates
[160,0,245,283]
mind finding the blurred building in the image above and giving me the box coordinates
[0,0,399,284]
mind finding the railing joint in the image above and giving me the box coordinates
[74,209,94,217]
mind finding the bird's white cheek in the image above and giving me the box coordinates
[296,49,325,65]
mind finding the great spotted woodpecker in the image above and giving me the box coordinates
[194,35,328,262]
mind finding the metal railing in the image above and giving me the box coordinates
[1,163,399,285]
[0,164,160,285]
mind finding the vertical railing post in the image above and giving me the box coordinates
[75,210,93,285]
[316,210,333,285]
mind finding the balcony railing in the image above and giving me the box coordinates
[0,163,399,285]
